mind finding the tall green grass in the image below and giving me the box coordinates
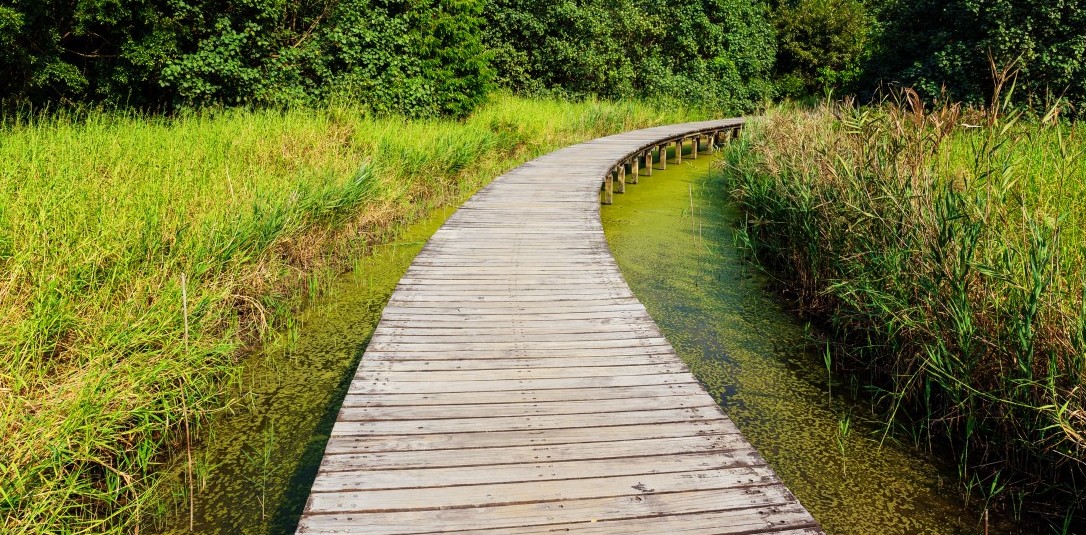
[0,94,707,533]
[722,95,1085,523]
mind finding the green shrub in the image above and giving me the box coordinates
[483,0,776,113]
[770,0,871,97]
[0,0,493,117]
[865,0,1086,113]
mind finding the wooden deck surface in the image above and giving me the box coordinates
[297,120,822,534]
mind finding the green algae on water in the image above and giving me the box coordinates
[155,208,451,534]
[601,156,1024,534]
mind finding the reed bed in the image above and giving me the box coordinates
[0,94,706,533]
[722,95,1086,523]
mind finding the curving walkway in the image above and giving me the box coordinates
[296,120,822,534]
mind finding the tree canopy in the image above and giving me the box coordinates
[2,0,1084,115]
[1,0,493,117]
[865,0,1086,110]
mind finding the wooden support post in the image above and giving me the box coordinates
[602,170,613,205]
[616,165,625,193]
[676,138,683,164]
[691,135,698,159]
[630,155,639,184]
[645,149,653,176]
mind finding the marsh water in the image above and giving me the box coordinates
[156,209,451,534]
[602,156,1021,534]
[161,155,1021,534]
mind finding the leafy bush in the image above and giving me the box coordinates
[483,0,776,113]
[770,0,871,97]
[865,0,1086,113]
[0,0,493,117]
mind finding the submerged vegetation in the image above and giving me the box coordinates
[722,93,1086,523]
[0,95,706,533]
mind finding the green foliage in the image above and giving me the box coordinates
[725,101,1086,519]
[0,0,493,117]
[865,0,1086,112]
[770,0,871,97]
[483,0,776,113]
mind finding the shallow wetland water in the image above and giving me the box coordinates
[163,153,1026,534]
[601,156,1023,534]
[157,210,450,534]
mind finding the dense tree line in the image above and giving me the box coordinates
[0,0,492,116]
[1,0,1083,115]
[864,0,1086,112]
[483,0,775,111]
[0,0,775,115]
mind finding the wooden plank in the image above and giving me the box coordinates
[309,451,759,492]
[364,338,673,352]
[317,418,742,453]
[458,510,821,535]
[347,372,699,394]
[298,487,804,534]
[320,419,741,452]
[354,367,692,386]
[337,394,715,419]
[359,345,678,360]
[306,467,783,512]
[337,384,707,407]
[364,340,668,355]
[320,434,756,470]
[298,118,820,534]
[330,405,730,435]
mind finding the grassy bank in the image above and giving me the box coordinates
[0,94,707,533]
[722,97,1086,524]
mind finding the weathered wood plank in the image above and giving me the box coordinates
[320,419,740,452]
[459,510,821,535]
[309,451,759,492]
[347,372,700,394]
[320,434,757,470]
[298,487,804,534]
[337,383,705,406]
[330,405,730,435]
[337,393,714,419]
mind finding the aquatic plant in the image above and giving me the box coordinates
[722,92,1086,523]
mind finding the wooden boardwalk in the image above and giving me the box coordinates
[297,120,822,534]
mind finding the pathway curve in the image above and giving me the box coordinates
[296,120,822,534]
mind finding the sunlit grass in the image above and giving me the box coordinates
[0,93,708,533]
